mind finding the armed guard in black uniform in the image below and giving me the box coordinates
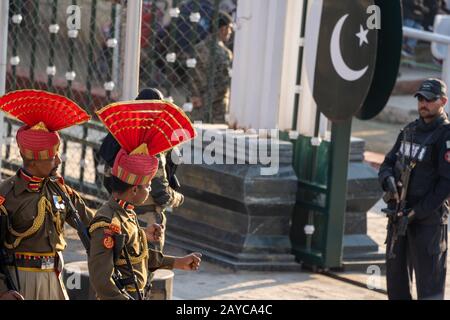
[379,78,450,300]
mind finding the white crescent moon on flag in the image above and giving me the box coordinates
[330,14,368,82]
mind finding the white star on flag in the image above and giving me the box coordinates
[355,25,369,47]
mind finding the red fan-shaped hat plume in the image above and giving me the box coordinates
[96,100,196,155]
[96,100,196,186]
[0,89,90,131]
[0,90,91,160]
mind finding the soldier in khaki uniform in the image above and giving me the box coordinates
[189,11,234,124]
[98,89,196,297]
[89,98,201,300]
[0,90,94,300]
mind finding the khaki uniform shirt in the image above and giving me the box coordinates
[0,173,94,253]
[0,171,95,293]
[88,198,176,300]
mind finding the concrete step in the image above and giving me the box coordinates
[344,250,386,261]
[342,247,386,274]
[342,259,386,274]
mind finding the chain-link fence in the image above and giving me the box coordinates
[139,0,236,123]
[3,0,130,207]
[7,0,127,107]
[2,0,236,207]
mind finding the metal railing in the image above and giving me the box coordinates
[403,26,450,112]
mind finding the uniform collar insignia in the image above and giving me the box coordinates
[19,169,45,192]
[114,198,135,211]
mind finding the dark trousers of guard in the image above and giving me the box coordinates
[386,222,448,300]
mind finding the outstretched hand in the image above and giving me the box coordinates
[173,252,202,271]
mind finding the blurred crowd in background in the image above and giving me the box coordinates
[402,0,450,56]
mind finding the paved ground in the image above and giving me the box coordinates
[63,223,386,300]
[63,198,392,300]
[62,198,395,300]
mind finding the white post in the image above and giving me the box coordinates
[278,0,303,131]
[122,0,143,101]
[257,0,287,129]
[229,0,288,129]
[296,0,328,138]
[403,27,450,113]
[0,0,9,168]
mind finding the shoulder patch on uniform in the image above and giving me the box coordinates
[103,234,115,249]
[0,195,5,206]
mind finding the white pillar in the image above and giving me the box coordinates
[0,0,9,167]
[229,0,288,129]
[278,0,303,131]
[296,0,328,138]
[122,0,143,100]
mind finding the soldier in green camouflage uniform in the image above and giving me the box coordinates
[189,11,234,124]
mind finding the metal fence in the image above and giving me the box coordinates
[6,0,126,108]
[2,0,236,207]
[139,0,236,110]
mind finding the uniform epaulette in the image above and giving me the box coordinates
[0,176,15,198]
[0,176,15,215]
[89,216,121,234]
[89,220,111,234]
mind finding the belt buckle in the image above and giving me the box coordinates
[40,256,55,270]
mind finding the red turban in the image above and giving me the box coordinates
[96,100,196,186]
[16,124,60,160]
[112,148,159,185]
[0,90,90,160]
